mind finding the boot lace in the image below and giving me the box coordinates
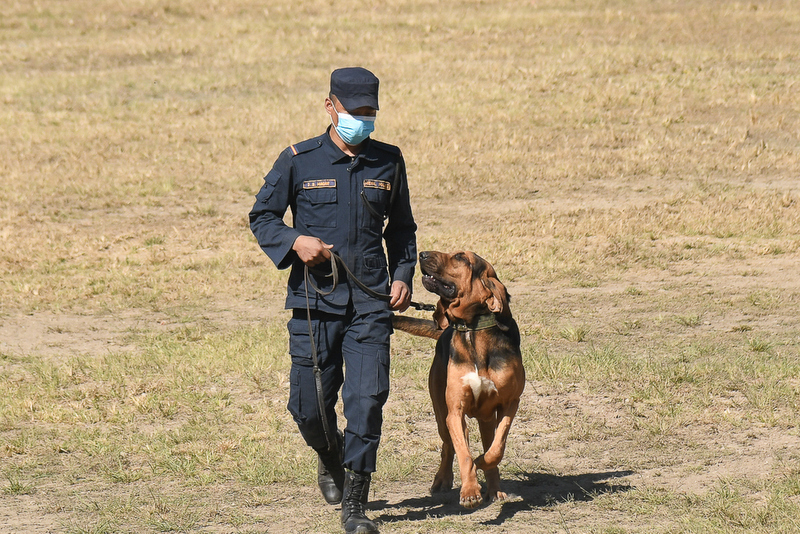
[344,475,368,515]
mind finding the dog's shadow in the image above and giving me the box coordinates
[371,470,635,525]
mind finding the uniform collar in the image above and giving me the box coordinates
[322,127,378,164]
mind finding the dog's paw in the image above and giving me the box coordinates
[459,487,483,508]
[486,489,509,503]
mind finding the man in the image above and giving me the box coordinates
[249,67,417,534]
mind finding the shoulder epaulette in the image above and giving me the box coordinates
[288,137,324,156]
[369,139,401,157]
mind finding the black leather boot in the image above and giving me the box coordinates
[341,471,378,534]
[317,430,345,505]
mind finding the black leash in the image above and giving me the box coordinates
[303,252,434,452]
[303,265,338,452]
[306,252,435,313]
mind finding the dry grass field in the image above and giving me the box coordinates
[2,0,800,532]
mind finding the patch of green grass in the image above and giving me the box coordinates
[3,473,35,495]
[560,325,590,343]
[748,337,773,353]
[144,235,166,247]
[675,314,702,327]
[747,291,782,312]
[613,319,642,336]
[64,522,118,534]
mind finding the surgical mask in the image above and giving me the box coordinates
[332,109,375,145]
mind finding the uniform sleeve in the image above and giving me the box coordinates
[249,148,302,270]
[383,154,417,288]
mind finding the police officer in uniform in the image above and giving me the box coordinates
[249,67,417,534]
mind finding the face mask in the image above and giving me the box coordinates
[332,108,375,145]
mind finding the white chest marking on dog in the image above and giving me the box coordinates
[461,365,497,400]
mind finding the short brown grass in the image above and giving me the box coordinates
[2,1,800,533]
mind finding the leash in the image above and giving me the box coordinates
[303,265,338,452]
[306,252,435,312]
[303,251,434,452]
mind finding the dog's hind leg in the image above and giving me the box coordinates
[430,403,455,494]
[430,439,455,494]
[429,353,454,494]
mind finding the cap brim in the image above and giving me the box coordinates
[336,94,379,111]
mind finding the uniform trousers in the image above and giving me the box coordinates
[287,306,392,474]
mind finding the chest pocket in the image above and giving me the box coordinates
[299,185,338,228]
[360,179,392,226]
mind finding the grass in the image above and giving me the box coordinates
[3,473,36,496]
[560,325,591,343]
[2,0,800,532]
[598,472,800,534]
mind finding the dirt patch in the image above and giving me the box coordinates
[0,311,140,357]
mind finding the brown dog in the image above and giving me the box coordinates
[393,250,525,508]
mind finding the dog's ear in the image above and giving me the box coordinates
[481,275,508,315]
[483,277,513,333]
[474,255,509,317]
[433,300,449,330]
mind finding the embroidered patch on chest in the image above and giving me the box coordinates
[303,179,336,189]
[363,179,391,191]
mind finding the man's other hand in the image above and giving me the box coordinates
[292,236,333,266]
[389,281,411,312]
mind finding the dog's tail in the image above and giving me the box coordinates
[392,315,443,340]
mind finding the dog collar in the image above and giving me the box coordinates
[451,314,498,332]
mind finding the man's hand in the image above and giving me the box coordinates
[389,281,411,312]
[292,235,333,266]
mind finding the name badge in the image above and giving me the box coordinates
[363,179,391,191]
[303,179,336,189]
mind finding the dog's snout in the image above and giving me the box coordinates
[419,251,430,261]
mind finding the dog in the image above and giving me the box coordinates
[393,250,525,508]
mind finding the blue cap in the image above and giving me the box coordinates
[330,67,379,111]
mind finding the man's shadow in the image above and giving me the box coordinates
[371,470,635,526]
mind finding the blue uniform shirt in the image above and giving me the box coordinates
[249,128,417,315]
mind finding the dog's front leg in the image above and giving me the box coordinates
[478,417,507,503]
[474,398,519,472]
[446,410,482,508]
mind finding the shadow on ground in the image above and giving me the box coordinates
[373,470,634,526]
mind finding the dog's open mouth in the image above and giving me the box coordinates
[422,274,457,299]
